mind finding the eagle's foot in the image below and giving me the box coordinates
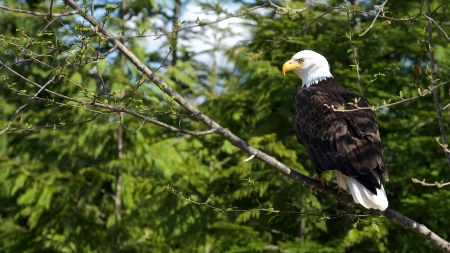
[309,187,317,195]
[334,185,346,194]
[312,173,327,186]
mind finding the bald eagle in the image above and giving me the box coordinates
[282,50,389,210]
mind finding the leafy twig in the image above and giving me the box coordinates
[167,184,379,219]
[412,178,450,188]
[0,4,79,16]
[359,0,389,36]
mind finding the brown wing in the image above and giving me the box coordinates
[295,87,388,195]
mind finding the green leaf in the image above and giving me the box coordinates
[268,215,277,223]
[372,223,380,232]
[12,174,28,195]
[105,4,119,11]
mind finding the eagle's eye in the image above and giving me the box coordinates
[297,58,305,63]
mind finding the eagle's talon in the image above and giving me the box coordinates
[312,173,327,186]
[335,185,345,194]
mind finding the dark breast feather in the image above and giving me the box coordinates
[294,80,388,195]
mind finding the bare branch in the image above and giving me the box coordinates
[430,0,448,16]
[423,14,450,42]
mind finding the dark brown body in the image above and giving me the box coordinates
[294,78,388,194]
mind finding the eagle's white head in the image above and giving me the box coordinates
[282,50,333,88]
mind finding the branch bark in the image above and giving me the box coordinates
[56,0,449,251]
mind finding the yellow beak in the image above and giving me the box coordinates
[282,60,303,75]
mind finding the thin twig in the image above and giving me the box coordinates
[0,4,78,16]
[49,0,53,18]
[0,68,64,134]
[1,60,217,136]
[315,0,424,22]
[430,0,448,16]
[346,12,363,95]
[435,137,450,154]
[243,154,256,162]
[423,14,450,42]
[359,0,389,36]
[267,0,283,11]
[250,181,264,210]
[167,185,378,218]
[327,81,450,113]
[3,113,105,133]
[412,178,450,188]
[442,103,450,111]
[100,3,270,40]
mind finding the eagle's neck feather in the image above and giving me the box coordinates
[301,68,333,88]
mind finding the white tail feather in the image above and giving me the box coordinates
[335,170,388,211]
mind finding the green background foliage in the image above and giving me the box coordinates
[1,0,449,252]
